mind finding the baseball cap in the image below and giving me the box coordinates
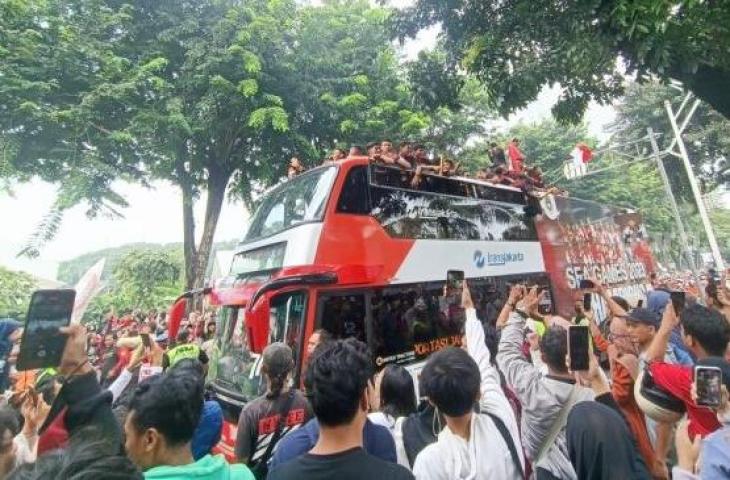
[263,342,294,377]
[625,308,661,328]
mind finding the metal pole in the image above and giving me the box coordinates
[664,100,725,270]
[647,128,705,300]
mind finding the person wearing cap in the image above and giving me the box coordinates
[235,342,312,478]
[644,303,730,440]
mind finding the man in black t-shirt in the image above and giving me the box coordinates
[268,339,413,480]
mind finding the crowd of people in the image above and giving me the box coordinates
[0,271,727,479]
[287,139,565,196]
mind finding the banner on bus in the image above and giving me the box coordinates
[535,195,655,322]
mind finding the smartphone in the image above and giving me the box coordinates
[141,333,151,348]
[538,289,553,315]
[583,293,592,312]
[670,291,686,314]
[568,325,590,371]
[447,270,465,291]
[694,366,723,408]
[637,299,644,308]
[17,289,76,371]
[579,279,595,289]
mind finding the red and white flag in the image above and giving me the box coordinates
[570,143,593,167]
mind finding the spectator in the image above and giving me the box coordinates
[268,339,413,480]
[413,145,430,166]
[368,365,416,436]
[348,145,365,157]
[124,369,253,479]
[380,140,411,169]
[167,359,223,462]
[0,406,24,476]
[161,331,209,371]
[413,283,524,480]
[392,400,442,470]
[566,402,652,480]
[330,148,347,162]
[398,142,414,167]
[287,157,304,180]
[497,286,594,480]
[9,440,143,480]
[200,323,216,359]
[644,303,730,439]
[0,320,22,392]
[506,138,525,173]
[488,142,507,168]
[582,282,663,478]
[100,334,119,386]
[235,343,312,478]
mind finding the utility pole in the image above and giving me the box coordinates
[665,99,725,270]
[648,128,705,302]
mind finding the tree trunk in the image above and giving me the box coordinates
[192,169,230,289]
[177,160,198,291]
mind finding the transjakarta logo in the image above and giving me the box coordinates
[474,250,525,268]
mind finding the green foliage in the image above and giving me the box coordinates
[0,266,35,318]
[396,0,730,122]
[82,249,183,323]
[609,81,730,195]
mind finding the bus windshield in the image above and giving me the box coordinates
[210,306,261,402]
[245,166,337,241]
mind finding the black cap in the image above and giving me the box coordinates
[626,308,661,328]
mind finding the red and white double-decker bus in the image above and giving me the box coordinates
[178,157,654,459]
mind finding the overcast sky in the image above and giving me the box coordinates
[0,6,618,280]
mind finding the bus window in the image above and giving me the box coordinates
[316,294,367,343]
[269,291,308,369]
[336,166,370,214]
[211,306,262,402]
[370,284,464,368]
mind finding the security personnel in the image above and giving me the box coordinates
[162,331,209,370]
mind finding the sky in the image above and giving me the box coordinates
[0,4,618,281]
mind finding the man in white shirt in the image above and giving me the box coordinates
[413,283,525,480]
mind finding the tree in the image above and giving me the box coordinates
[4,0,488,293]
[0,267,35,318]
[83,249,184,323]
[609,81,730,194]
[396,1,730,123]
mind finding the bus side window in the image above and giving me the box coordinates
[370,285,464,366]
[317,294,367,343]
[336,166,370,214]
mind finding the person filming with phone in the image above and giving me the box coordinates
[644,299,730,441]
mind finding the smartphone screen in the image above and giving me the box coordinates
[447,270,464,291]
[695,366,723,408]
[579,279,595,289]
[538,288,553,315]
[17,289,76,371]
[637,299,644,308]
[568,325,590,371]
[670,291,686,314]
[141,333,151,348]
[583,293,592,312]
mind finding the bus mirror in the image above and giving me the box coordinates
[246,293,270,353]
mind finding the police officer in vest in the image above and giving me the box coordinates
[162,331,209,371]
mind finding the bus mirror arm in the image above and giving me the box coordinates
[247,272,339,313]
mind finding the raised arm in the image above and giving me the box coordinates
[645,302,679,362]
[496,287,542,402]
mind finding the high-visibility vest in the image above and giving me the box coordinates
[166,343,201,367]
[35,368,58,387]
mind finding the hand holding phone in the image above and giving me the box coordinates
[670,291,686,315]
[579,279,595,290]
[694,366,723,408]
[17,290,76,371]
[568,325,590,371]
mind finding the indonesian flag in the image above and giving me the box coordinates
[570,143,593,167]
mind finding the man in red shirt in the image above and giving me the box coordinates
[645,303,730,439]
[506,138,525,174]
